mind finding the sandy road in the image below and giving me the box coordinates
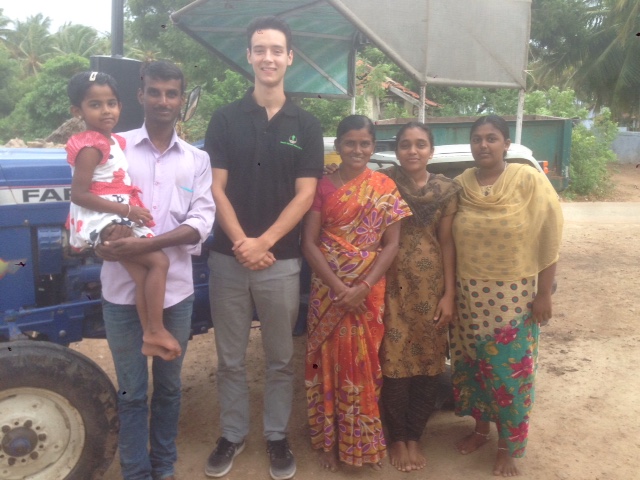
[82,200,640,480]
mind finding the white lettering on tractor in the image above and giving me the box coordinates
[0,186,71,205]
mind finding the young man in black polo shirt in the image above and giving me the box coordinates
[203,15,324,480]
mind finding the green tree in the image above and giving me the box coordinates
[531,0,640,120]
[4,14,54,76]
[427,86,519,117]
[297,97,351,136]
[126,40,162,63]
[524,87,589,119]
[180,70,251,142]
[0,8,11,43]
[356,47,522,119]
[529,0,591,88]
[125,0,225,89]
[0,55,88,141]
[577,0,640,118]
[52,24,109,57]
[359,46,416,91]
[523,87,617,198]
[0,47,21,119]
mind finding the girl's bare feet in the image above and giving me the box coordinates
[141,342,179,361]
[389,441,411,472]
[319,447,339,472]
[455,428,490,455]
[369,461,383,471]
[407,440,426,470]
[494,447,520,476]
[143,328,181,357]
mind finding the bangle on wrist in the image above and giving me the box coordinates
[123,204,131,218]
[360,279,372,290]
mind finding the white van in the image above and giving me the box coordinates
[369,143,549,179]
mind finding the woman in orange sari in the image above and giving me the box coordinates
[302,115,412,472]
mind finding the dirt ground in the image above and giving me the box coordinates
[74,163,640,480]
[592,163,640,202]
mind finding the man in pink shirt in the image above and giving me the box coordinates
[98,61,215,480]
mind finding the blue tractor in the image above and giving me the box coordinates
[0,147,213,479]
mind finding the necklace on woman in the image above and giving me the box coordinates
[416,171,430,188]
[476,161,508,195]
[337,167,345,186]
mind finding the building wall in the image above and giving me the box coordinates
[612,132,640,164]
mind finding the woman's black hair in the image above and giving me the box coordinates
[470,115,511,141]
[335,115,376,143]
[395,121,434,152]
[67,71,120,107]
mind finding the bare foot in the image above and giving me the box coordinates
[494,448,520,476]
[455,430,490,455]
[389,441,411,472]
[407,440,426,470]
[318,449,339,472]
[369,461,383,471]
[141,342,179,361]
[143,328,181,356]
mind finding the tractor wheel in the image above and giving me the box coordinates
[0,341,118,480]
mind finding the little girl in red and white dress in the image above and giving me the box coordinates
[66,70,181,361]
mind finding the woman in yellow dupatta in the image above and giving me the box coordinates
[302,115,412,472]
[451,115,563,476]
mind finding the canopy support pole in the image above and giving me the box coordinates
[351,54,357,114]
[515,89,525,144]
[418,83,426,123]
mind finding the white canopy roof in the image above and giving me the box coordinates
[329,0,531,88]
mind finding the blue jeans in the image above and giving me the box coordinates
[103,295,193,480]
[208,252,300,443]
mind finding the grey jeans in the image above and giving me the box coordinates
[208,251,301,443]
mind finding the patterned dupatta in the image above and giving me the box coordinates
[453,164,563,281]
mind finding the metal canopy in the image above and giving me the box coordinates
[171,0,531,96]
[171,0,359,98]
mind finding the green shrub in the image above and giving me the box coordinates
[524,88,617,198]
[566,109,617,198]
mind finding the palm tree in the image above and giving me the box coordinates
[52,23,109,57]
[529,0,591,89]
[126,40,161,63]
[0,9,14,52]
[577,0,640,115]
[4,14,54,76]
[531,0,640,118]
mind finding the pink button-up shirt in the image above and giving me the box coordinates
[100,125,215,307]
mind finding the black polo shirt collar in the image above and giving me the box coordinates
[239,87,298,118]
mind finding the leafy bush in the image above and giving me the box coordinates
[525,88,617,198]
[566,109,617,198]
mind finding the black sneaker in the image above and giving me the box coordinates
[266,438,296,480]
[204,436,245,478]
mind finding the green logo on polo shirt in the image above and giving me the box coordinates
[280,134,302,150]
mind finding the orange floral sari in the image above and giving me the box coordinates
[305,169,411,466]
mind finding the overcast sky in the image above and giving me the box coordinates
[3,0,113,34]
